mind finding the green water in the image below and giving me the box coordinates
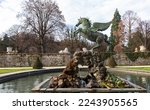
[113,72,150,92]
[0,73,58,93]
[0,71,149,93]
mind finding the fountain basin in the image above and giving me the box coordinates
[0,67,65,83]
[32,76,146,93]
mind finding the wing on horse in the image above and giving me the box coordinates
[92,21,112,31]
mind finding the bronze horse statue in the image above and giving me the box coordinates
[75,18,112,51]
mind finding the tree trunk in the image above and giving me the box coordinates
[39,36,46,54]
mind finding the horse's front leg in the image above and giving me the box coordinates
[74,28,82,34]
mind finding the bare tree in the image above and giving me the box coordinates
[61,26,92,53]
[7,25,22,36]
[19,0,65,53]
[122,10,139,42]
[127,30,143,52]
[7,25,26,52]
[137,20,150,50]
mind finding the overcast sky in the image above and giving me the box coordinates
[0,0,150,35]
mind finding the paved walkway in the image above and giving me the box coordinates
[0,65,88,69]
[115,65,150,68]
[0,66,64,69]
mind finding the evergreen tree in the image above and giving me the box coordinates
[0,34,12,52]
[107,9,122,67]
[33,57,43,69]
[109,9,121,52]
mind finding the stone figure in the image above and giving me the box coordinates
[59,47,70,54]
[139,45,146,52]
[49,48,130,89]
[49,58,81,88]
[97,61,107,80]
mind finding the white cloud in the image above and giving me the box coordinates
[0,0,150,35]
[55,0,150,24]
[0,0,22,34]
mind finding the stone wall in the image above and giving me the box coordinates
[0,53,150,67]
[0,53,71,67]
[112,54,150,66]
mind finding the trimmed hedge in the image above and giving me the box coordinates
[33,57,43,69]
[125,52,150,62]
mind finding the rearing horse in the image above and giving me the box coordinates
[75,18,112,50]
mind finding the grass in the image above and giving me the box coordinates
[127,67,150,71]
[0,66,149,74]
[0,67,33,74]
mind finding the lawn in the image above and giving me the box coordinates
[0,67,33,74]
[127,67,150,71]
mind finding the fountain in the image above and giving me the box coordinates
[32,18,146,93]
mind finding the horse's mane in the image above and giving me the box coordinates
[81,18,91,27]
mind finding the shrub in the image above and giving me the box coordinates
[33,57,43,69]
